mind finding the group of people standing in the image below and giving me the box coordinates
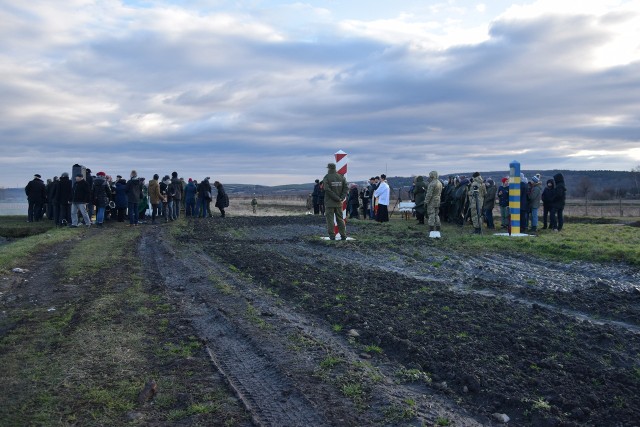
[436,172,567,233]
[25,169,229,227]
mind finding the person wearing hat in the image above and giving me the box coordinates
[425,171,443,237]
[55,172,73,226]
[184,178,197,217]
[497,177,509,229]
[528,176,542,232]
[541,178,555,229]
[70,173,92,227]
[322,163,348,239]
[91,171,110,227]
[25,174,47,222]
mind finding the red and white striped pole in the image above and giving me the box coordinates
[334,150,347,236]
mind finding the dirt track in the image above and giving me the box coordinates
[143,215,639,426]
[2,214,639,426]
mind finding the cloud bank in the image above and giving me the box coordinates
[1,0,639,186]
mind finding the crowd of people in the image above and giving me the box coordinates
[310,167,568,239]
[24,169,229,227]
[25,164,567,237]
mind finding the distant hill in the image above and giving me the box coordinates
[3,170,638,202]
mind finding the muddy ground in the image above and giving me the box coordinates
[2,214,640,426]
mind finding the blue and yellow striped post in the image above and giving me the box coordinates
[509,161,521,234]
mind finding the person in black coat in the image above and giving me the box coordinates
[541,179,555,229]
[312,179,321,215]
[551,173,567,232]
[197,178,212,218]
[348,184,360,219]
[25,174,46,222]
[54,173,73,225]
[125,170,142,226]
[213,181,228,218]
[46,177,58,220]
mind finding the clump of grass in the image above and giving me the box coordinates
[319,355,343,369]
[395,368,432,383]
[364,344,383,354]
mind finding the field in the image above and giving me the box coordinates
[0,204,639,426]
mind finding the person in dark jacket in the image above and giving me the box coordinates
[70,174,91,227]
[197,178,212,218]
[413,176,427,224]
[125,170,142,225]
[91,171,110,226]
[347,184,360,219]
[25,174,47,222]
[453,177,469,226]
[184,178,197,216]
[170,172,183,219]
[115,178,128,222]
[497,177,509,229]
[541,179,555,229]
[528,176,543,232]
[360,184,371,219]
[483,178,497,229]
[312,179,321,215]
[46,177,58,220]
[55,172,72,226]
[85,168,94,221]
[213,181,228,218]
[551,173,567,232]
[519,174,529,231]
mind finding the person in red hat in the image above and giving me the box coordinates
[497,177,510,229]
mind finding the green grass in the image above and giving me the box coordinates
[60,227,141,277]
[0,216,56,238]
[0,225,76,272]
[356,219,640,266]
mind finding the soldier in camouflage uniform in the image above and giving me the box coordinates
[468,172,486,234]
[322,163,348,240]
[424,171,443,238]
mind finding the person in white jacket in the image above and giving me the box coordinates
[373,174,390,222]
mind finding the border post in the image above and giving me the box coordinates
[509,161,521,235]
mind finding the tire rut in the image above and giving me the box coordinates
[139,226,485,426]
[140,229,332,427]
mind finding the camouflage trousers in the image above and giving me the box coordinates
[468,195,484,228]
[325,206,346,239]
[426,204,440,227]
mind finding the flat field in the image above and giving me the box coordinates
[0,210,639,426]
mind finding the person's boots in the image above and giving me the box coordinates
[429,226,436,238]
[530,226,537,233]
[435,226,442,239]
[473,228,481,234]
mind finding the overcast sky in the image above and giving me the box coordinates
[1,0,639,186]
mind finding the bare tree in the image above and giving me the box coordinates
[632,165,640,197]
[575,176,593,199]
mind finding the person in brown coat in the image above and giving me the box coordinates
[148,174,162,224]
